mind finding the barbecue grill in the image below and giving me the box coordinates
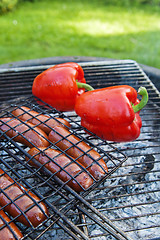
[0,59,159,240]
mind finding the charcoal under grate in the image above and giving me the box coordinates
[0,60,160,240]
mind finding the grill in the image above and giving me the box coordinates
[0,59,159,240]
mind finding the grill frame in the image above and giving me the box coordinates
[0,96,129,239]
[0,59,160,240]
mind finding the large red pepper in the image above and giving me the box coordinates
[32,62,92,112]
[75,85,148,142]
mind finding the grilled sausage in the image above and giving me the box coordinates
[0,209,23,240]
[27,147,93,192]
[12,106,70,134]
[0,168,49,227]
[0,118,49,148]
[48,126,108,180]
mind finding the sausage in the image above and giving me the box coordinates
[0,168,49,227]
[27,147,93,192]
[12,106,70,134]
[0,118,49,148]
[0,209,23,240]
[48,126,108,180]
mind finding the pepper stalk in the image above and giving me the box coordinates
[132,87,148,113]
[76,81,94,91]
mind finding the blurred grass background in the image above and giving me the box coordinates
[0,0,160,68]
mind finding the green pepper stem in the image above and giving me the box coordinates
[76,81,94,91]
[132,86,148,113]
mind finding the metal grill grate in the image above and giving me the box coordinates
[0,60,160,240]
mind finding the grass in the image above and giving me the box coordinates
[0,0,160,68]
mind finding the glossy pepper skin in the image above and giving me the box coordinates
[32,62,86,112]
[75,85,148,142]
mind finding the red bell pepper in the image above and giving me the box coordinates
[75,85,148,142]
[32,62,93,112]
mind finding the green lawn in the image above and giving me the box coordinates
[0,0,160,68]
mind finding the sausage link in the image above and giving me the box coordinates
[0,169,49,227]
[12,106,70,134]
[48,126,108,180]
[0,118,49,148]
[0,209,23,240]
[27,147,93,192]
